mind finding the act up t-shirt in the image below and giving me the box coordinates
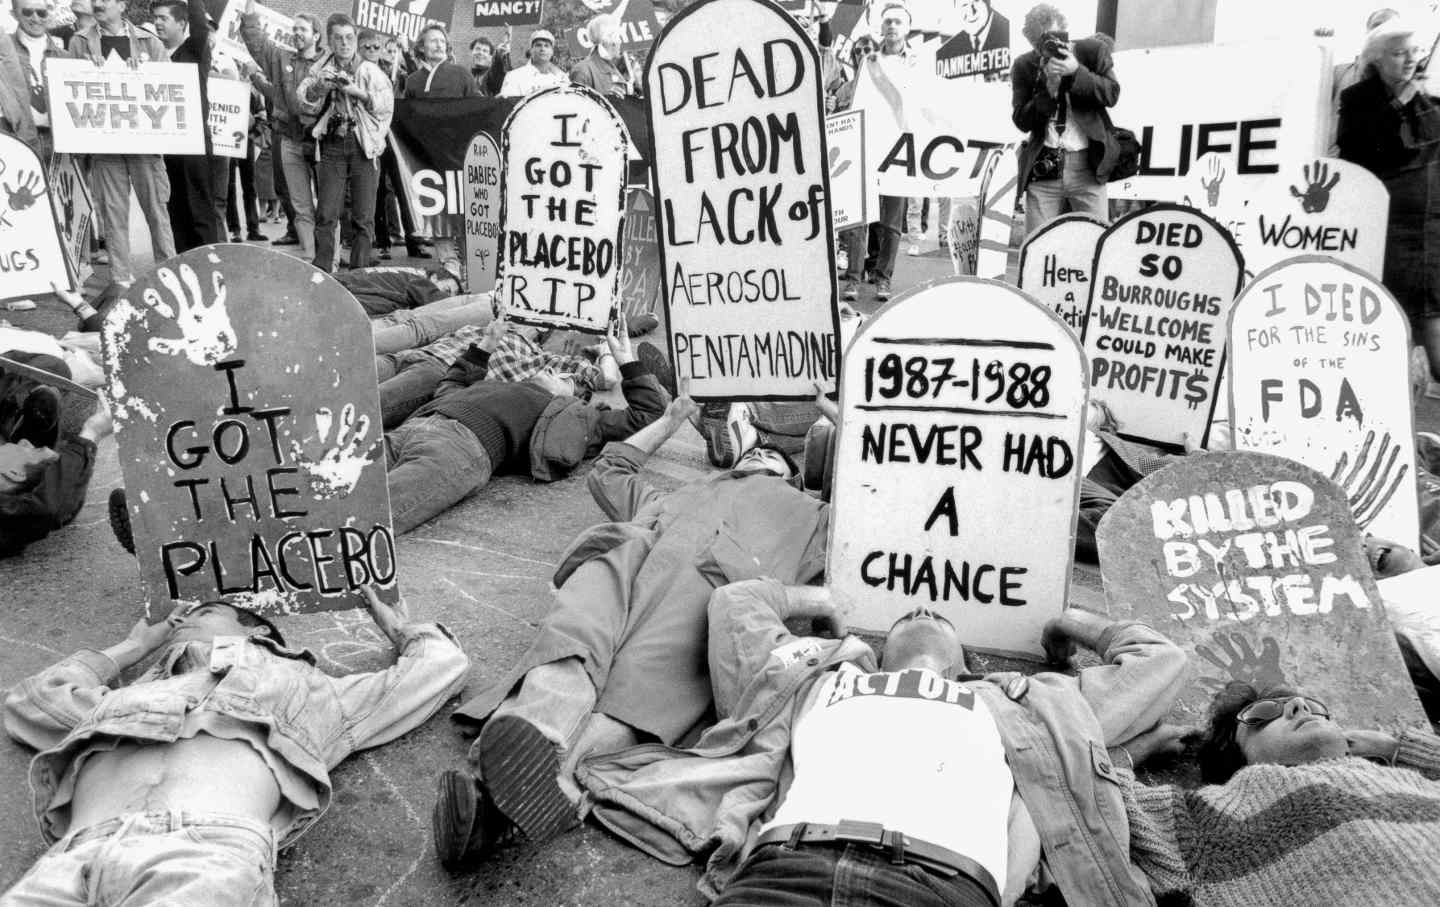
[763,664,1013,886]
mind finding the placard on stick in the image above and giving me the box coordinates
[1097,451,1425,729]
[646,0,840,401]
[1017,213,1106,333]
[1082,204,1243,451]
[826,109,874,231]
[0,134,72,301]
[827,278,1088,657]
[101,246,396,617]
[495,85,628,334]
[207,78,251,160]
[1239,157,1388,280]
[1228,256,1419,548]
[463,130,501,294]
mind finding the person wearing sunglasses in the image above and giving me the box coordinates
[1116,680,1440,904]
[3,0,70,162]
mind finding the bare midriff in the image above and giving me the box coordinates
[71,733,282,829]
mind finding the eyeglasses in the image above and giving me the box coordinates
[1236,696,1331,727]
[360,43,382,50]
[19,7,50,17]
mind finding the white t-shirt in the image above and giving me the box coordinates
[499,63,569,98]
[763,664,1014,887]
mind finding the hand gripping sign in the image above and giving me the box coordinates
[101,246,397,617]
[1228,256,1419,549]
[646,0,840,402]
[827,278,1088,657]
[0,134,73,300]
[494,85,629,334]
[1097,450,1426,730]
[1081,203,1244,452]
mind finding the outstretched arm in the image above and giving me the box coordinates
[585,392,697,522]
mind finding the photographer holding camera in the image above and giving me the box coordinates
[1011,3,1121,237]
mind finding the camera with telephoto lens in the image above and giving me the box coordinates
[1040,30,1069,59]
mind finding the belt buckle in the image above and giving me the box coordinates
[833,819,885,847]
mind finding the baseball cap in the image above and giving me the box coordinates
[530,28,555,45]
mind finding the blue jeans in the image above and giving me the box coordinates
[371,297,494,355]
[713,843,993,907]
[377,351,448,429]
[314,133,380,272]
[384,414,493,534]
[0,811,276,906]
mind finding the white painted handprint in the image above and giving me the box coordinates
[290,403,378,499]
[142,264,237,365]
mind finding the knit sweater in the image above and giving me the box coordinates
[413,348,549,469]
[1123,731,1440,906]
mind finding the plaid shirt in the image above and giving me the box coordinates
[421,329,603,391]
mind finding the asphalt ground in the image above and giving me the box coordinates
[2,213,1435,904]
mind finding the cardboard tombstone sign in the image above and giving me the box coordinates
[495,85,628,334]
[947,199,980,276]
[618,187,674,393]
[462,130,502,294]
[1082,204,1244,451]
[828,278,1088,657]
[1097,451,1426,729]
[101,246,397,617]
[0,135,72,300]
[975,146,1020,281]
[825,109,875,231]
[1181,152,1249,254]
[1240,157,1388,280]
[1017,214,1106,334]
[48,154,95,286]
[646,0,840,402]
[1229,256,1419,548]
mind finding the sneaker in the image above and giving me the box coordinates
[476,715,580,844]
[907,243,920,256]
[636,341,676,396]
[876,279,892,302]
[704,402,760,469]
[108,488,135,555]
[378,248,392,260]
[14,386,61,449]
[841,279,858,301]
[406,245,433,260]
[432,769,515,869]
[626,312,659,336]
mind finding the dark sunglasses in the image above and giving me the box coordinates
[360,42,383,50]
[1236,696,1331,726]
[19,7,50,16]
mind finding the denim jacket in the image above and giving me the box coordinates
[3,623,469,847]
[66,20,165,65]
[575,578,1185,903]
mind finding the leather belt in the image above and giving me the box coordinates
[755,820,1000,907]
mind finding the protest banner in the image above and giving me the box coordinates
[849,54,1018,199]
[1235,157,1388,281]
[828,278,1088,656]
[1017,214,1106,333]
[1107,39,1330,203]
[210,0,293,66]
[1178,151,1250,266]
[474,0,541,27]
[462,130,502,294]
[0,135,73,301]
[47,154,95,286]
[353,0,456,42]
[1228,256,1419,548]
[1097,450,1426,729]
[495,85,628,333]
[646,0,840,401]
[618,187,673,391]
[207,78,252,161]
[974,144,1018,280]
[47,57,204,156]
[826,109,875,231]
[101,246,396,617]
[1082,203,1243,451]
[566,0,661,57]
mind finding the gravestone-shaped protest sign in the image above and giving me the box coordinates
[826,109,874,231]
[463,130,502,294]
[207,78,251,160]
[495,85,628,333]
[618,187,673,392]
[1018,214,1105,333]
[948,200,979,276]
[48,57,205,156]
[647,0,840,401]
[828,278,1088,656]
[1229,256,1419,548]
[1097,451,1426,729]
[975,146,1020,281]
[1239,158,1388,280]
[0,135,72,301]
[102,246,397,617]
[1082,204,1243,451]
[48,154,95,285]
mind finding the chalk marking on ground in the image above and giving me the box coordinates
[442,566,549,582]
[440,577,539,629]
[0,633,63,657]
[410,537,557,568]
[363,753,426,907]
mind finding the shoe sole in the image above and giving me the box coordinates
[432,769,478,869]
[478,716,577,843]
[108,488,134,555]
